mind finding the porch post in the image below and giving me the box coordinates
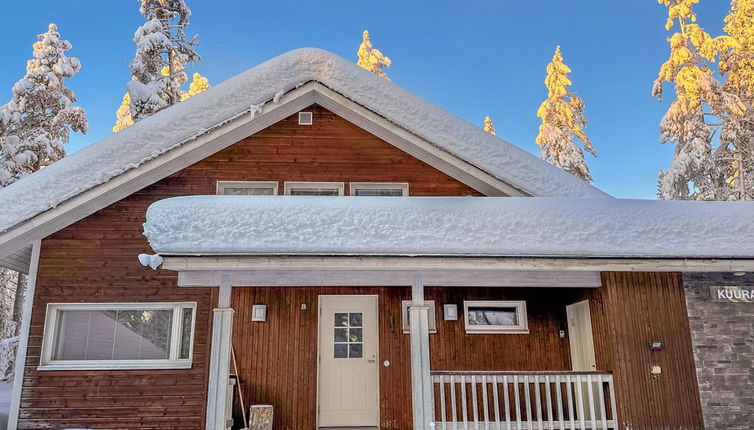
[409,275,434,429]
[205,274,234,430]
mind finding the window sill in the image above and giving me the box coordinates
[465,329,530,335]
[37,361,193,371]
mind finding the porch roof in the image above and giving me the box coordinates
[143,195,754,259]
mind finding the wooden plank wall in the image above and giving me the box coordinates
[19,104,480,429]
[230,286,576,430]
[588,272,704,429]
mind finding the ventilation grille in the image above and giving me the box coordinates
[298,112,313,125]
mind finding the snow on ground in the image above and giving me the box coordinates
[0,48,607,236]
[143,195,754,258]
[0,381,11,430]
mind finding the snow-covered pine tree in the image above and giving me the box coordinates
[718,0,754,200]
[653,0,745,200]
[0,23,87,187]
[357,31,392,79]
[535,46,596,182]
[127,0,201,122]
[484,115,496,135]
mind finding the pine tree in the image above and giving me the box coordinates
[127,0,201,122]
[484,116,496,135]
[357,30,392,79]
[718,0,754,200]
[535,46,596,182]
[0,23,87,187]
[653,0,745,200]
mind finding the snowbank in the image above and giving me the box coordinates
[0,48,606,235]
[0,337,18,383]
[143,195,754,258]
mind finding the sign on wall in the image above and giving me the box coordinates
[710,286,754,303]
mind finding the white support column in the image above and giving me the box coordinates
[409,275,434,429]
[205,274,235,430]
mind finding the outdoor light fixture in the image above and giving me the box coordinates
[252,304,267,322]
[443,304,458,321]
[648,340,663,350]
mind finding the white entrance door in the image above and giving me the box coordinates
[566,300,597,371]
[566,299,600,420]
[318,295,380,428]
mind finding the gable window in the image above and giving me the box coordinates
[350,182,409,196]
[463,300,528,334]
[217,181,278,195]
[284,182,344,196]
[401,300,437,334]
[39,302,197,370]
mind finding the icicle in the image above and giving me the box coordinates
[273,89,285,104]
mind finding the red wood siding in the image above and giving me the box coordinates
[230,286,575,430]
[19,104,480,429]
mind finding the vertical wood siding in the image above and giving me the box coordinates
[18,105,479,429]
[589,272,704,429]
[230,287,576,430]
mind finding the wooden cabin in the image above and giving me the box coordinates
[0,48,751,430]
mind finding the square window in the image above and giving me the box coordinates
[463,301,528,334]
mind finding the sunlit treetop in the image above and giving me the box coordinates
[484,115,496,135]
[357,30,392,80]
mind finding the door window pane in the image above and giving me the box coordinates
[334,343,348,358]
[349,344,363,358]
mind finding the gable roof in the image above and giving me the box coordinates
[0,48,608,259]
[144,195,754,259]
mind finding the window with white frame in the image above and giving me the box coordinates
[39,302,197,370]
[284,181,344,196]
[216,181,278,195]
[350,182,409,197]
[463,300,528,334]
[400,300,437,334]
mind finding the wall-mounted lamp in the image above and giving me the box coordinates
[648,340,663,350]
[443,304,458,321]
[252,304,267,322]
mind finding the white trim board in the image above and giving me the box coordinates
[8,240,40,430]
[0,82,530,260]
[161,255,754,274]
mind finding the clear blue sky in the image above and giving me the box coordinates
[0,1,731,198]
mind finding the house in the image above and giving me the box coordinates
[0,48,752,430]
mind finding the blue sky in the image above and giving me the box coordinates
[0,1,732,198]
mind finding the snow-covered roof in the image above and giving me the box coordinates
[0,48,607,237]
[143,195,754,259]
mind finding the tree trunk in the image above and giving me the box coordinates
[12,273,26,336]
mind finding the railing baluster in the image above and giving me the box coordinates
[482,375,490,429]
[439,375,447,430]
[472,375,479,430]
[524,375,532,430]
[566,375,574,430]
[587,374,597,430]
[597,374,607,430]
[576,375,586,430]
[451,375,458,427]
[503,375,511,430]
[608,375,618,429]
[514,375,521,430]
[534,375,543,430]
[544,375,553,430]
[461,375,468,430]
[492,375,501,430]
[555,375,564,430]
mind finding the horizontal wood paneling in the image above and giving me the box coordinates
[19,105,481,429]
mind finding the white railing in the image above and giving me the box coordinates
[431,371,618,430]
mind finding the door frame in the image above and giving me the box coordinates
[316,294,381,429]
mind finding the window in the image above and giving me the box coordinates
[350,182,409,197]
[334,312,363,358]
[401,300,437,334]
[284,182,344,196]
[463,301,528,334]
[298,111,313,125]
[216,181,278,195]
[40,302,197,370]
